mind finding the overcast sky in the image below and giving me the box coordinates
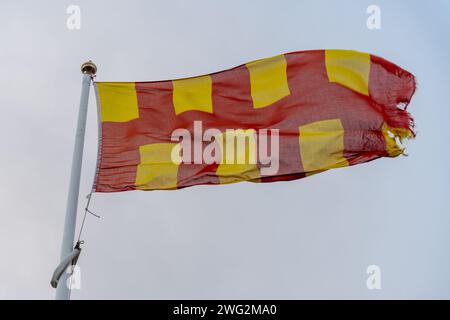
[1,0,449,299]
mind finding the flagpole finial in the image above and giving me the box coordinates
[81,60,97,76]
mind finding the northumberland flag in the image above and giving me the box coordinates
[93,50,416,192]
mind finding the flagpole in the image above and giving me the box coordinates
[55,61,97,300]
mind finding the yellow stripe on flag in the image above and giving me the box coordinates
[97,82,139,122]
[299,119,348,173]
[215,129,260,184]
[135,143,180,190]
[382,123,412,157]
[246,54,290,109]
[325,50,370,96]
[172,75,213,115]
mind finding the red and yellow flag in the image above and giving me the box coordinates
[93,50,416,192]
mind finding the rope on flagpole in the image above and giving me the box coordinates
[62,193,99,299]
[76,192,101,244]
[65,191,99,299]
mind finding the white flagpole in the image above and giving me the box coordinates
[55,61,97,300]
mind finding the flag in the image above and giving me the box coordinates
[93,49,416,192]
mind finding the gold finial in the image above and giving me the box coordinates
[81,60,97,75]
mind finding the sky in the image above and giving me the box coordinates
[0,0,449,299]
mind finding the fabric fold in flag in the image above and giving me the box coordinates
[93,49,416,192]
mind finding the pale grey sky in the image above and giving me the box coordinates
[1,0,449,299]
